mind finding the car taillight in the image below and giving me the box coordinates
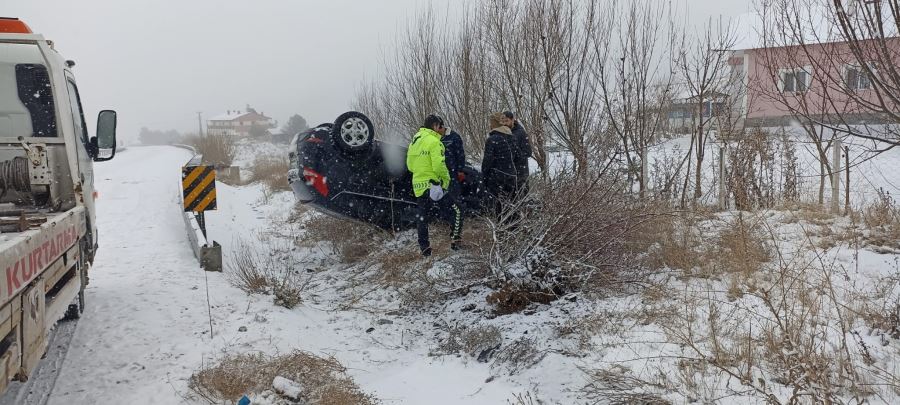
[302,167,329,197]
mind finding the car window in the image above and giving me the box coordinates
[64,79,90,147]
[0,42,59,137]
[14,64,58,137]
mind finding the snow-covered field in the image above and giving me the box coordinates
[39,140,900,404]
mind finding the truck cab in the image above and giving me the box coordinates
[0,17,116,392]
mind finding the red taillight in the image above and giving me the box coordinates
[302,168,329,197]
[306,136,323,144]
[0,18,33,34]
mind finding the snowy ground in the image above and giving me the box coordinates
[43,146,530,404]
[37,140,900,404]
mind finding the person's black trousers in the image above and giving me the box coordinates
[416,193,463,252]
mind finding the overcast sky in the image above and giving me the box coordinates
[8,0,750,143]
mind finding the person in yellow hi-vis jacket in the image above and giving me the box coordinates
[406,115,463,257]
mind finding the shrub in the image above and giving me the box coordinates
[493,337,546,376]
[435,324,502,361]
[713,213,771,276]
[189,134,236,167]
[248,155,290,191]
[226,238,309,309]
[478,169,652,312]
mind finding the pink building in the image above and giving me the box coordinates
[730,11,899,127]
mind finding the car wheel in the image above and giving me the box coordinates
[332,111,374,154]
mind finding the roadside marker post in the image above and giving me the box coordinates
[181,164,222,272]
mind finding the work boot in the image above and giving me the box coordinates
[421,246,433,257]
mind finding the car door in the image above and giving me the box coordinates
[62,75,98,253]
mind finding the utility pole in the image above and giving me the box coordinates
[832,139,842,215]
[718,144,726,211]
[197,112,204,137]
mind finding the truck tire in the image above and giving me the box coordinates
[331,111,374,155]
[63,303,80,321]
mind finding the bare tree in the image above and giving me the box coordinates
[535,0,609,174]
[675,19,738,204]
[596,0,678,198]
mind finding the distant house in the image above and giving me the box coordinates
[731,40,899,127]
[207,107,275,137]
[666,88,729,133]
[728,6,900,128]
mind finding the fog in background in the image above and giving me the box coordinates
[7,0,750,144]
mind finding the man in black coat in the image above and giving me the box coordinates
[482,114,520,216]
[441,127,466,199]
[501,111,532,195]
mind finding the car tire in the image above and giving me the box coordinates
[332,111,374,155]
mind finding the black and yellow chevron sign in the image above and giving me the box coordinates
[182,165,217,212]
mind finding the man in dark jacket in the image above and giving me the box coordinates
[501,111,532,195]
[441,127,466,199]
[482,113,520,216]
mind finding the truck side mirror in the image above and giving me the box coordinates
[93,110,117,162]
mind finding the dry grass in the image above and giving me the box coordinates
[507,392,544,405]
[190,350,378,404]
[372,247,422,286]
[302,215,387,264]
[493,337,546,376]
[189,134,236,167]
[582,366,673,405]
[486,283,557,315]
[639,211,706,273]
[584,204,900,403]
[226,238,310,309]
[863,189,899,229]
[435,324,502,360]
[862,189,900,250]
[712,213,771,276]
[248,155,290,191]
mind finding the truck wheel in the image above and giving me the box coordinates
[332,111,374,155]
[63,303,80,321]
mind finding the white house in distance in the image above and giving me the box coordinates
[207,107,275,136]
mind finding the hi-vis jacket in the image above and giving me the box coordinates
[406,127,451,197]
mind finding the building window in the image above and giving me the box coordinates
[780,67,811,93]
[845,64,872,90]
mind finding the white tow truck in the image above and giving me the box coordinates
[0,18,117,392]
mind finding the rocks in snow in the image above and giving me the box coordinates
[376,319,393,325]
[272,376,304,400]
[254,314,268,323]
[238,326,248,332]
[477,344,501,363]
[246,377,306,405]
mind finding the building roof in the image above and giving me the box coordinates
[208,110,272,122]
[208,111,245,121]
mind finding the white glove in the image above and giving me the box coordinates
[429,184,445,201]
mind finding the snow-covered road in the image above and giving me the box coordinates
[47,146,212,404]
